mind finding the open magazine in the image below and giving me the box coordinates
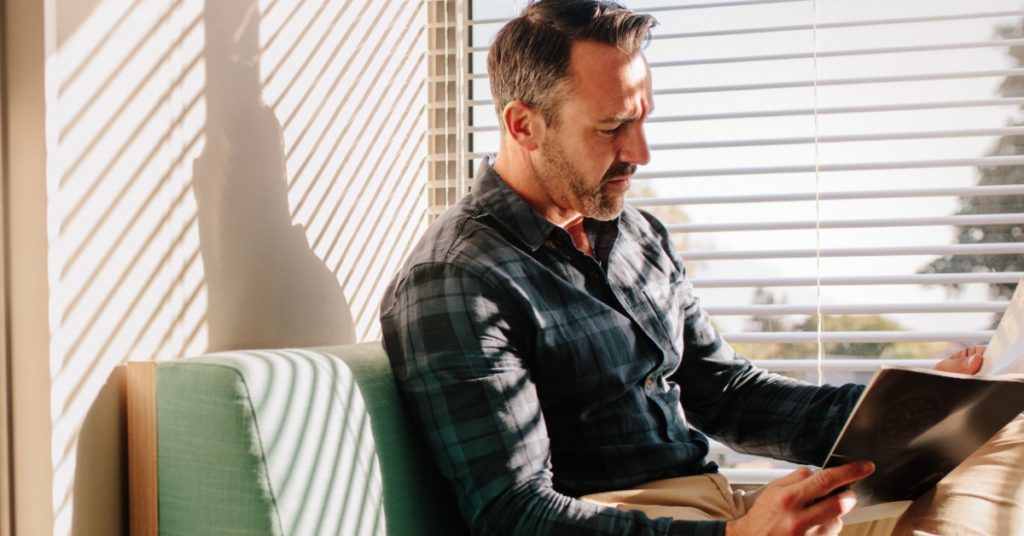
[821,279,1024,518]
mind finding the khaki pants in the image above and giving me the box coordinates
[581,416,1024,535]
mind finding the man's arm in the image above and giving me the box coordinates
[676,341,864,466]
[633,210,861,465]
[651,252,863,465]
[381,262,722,535]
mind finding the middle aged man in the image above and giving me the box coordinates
[380,1,1024,535]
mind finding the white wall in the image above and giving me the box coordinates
[4,0,430,534]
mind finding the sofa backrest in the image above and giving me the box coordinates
[127,341,468,535]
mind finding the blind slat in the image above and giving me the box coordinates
[683,243,1024,261]
[461,97,1024,120]
[656,68,1024,97]
[723,331,992,343]
[468,68,1024,105]
[465,0,808,24]
[463,36,1024,79]
[647,39,1024,69]
[468,7,1024,27]
[705,302,1009,315]
[691,272,1024,288]
[668,213,1024,233]
[653,10,1024,40]
[635,155,1024,179]
[646,97,1024,123]
[630,185,1024,207]
[650,127,1024,152]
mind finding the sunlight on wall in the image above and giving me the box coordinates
[260,0,429,340]
[49,2,208,532]
[44,0,428,532]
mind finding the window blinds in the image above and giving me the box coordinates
[445,0,1024,479]
[456,0,1024,379]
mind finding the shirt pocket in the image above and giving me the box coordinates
[640,279,685,357]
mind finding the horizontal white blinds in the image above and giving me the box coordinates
[466,68,1024,104]
[464,0,1024,373]
[459,98,1024,133]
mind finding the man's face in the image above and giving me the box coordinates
[532,40,653,221]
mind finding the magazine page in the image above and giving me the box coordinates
[980,278,1024,376]
[822,367,1024,506]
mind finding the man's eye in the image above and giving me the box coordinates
[601,125,624,135]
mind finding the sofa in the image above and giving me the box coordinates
[126,342,469,535]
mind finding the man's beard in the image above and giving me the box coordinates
[538,138,636,221]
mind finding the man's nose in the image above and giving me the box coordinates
[620,124,650,166]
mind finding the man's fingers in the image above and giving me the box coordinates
[773,466,814,487]
[738,466,865,536]
[795,462,874,503]
[797,490,857,534]
[935,345,986,374]
[807,516,845,536]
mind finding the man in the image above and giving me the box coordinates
[380,1,1022,534]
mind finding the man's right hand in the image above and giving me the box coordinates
[725,461,874,536]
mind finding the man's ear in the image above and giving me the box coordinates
[502,100,544,151]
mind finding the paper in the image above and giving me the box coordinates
[842,500,912,525]
[817,284,1024,512]
[822,367,1024,506]
[980,278,1024,376]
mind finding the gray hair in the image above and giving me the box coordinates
[487,0,657,130]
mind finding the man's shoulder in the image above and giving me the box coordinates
[617,204,674,251]
[620,203,668,234]
[399,201,529,281]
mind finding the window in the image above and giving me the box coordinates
[437,0,1024,478]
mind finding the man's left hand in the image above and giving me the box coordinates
[933,345,985,375]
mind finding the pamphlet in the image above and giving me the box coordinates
[822,278,1024,510]
[823,367,1024,506]
[979,279,1024,376]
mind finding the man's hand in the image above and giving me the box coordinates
[934,345,985,375]
[725,461,874,536]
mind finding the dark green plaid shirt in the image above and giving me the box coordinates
[380,158,863,535]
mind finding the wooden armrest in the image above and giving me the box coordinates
[125,362,157,536]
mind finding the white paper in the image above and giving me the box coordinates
[980,278,1024,377]
[842,500,912,525]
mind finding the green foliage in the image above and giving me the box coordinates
[737,289,942,360]
[918,20,1024,309]
[791,314,902,359]
[749,287,788,332]
[734,288,793,359]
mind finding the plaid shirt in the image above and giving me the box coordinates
[380,159,864,535]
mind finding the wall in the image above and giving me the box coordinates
[3,0,430,534]
[4,0,55,534]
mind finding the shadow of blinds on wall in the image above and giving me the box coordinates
[462,0,1024,479]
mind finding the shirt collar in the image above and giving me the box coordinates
[470,156,559,251]
[470,155,623,254]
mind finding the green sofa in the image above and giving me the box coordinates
[127,342,468,535]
